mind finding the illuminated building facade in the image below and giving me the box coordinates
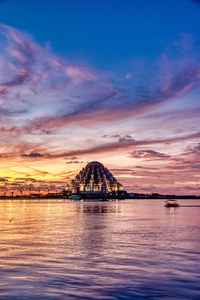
[69,161,124,194]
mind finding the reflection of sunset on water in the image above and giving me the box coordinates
[0,200,199,298]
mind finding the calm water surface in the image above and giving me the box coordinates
[0,199,199,299]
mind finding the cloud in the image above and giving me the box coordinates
[21,152,44,158]
[183,143,200,157]
[102,134,132,139]
[165,142,200,172]
[0,23,115,132]
[51,133,200,158]
[0,131,199,162]
[64,156,80,160]
[129,149,171,160]
[27,51,200,133]
[0,23,199,136]
[0,177,8,182]
[66,160,84,164]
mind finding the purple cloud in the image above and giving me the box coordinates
[129,149,171,159]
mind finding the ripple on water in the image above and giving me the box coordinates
[0,199,199,299]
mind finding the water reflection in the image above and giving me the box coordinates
[0,199,199,299]
[75,202,121,214]
[164,206,179,216]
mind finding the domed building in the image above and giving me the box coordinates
[68,161,124,195]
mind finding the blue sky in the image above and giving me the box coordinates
[0,0,200,67]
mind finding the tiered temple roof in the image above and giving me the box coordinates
[68,161,124,194]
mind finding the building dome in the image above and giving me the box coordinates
[86,161,104,168]
[69,161,124,194]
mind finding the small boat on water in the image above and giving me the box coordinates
[165,200,180,207]
[69,195,83,200]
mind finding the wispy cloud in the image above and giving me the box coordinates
[129,149,171,160]
[0,23,114,132]
[21,152,44,158]
[49,133,200,158]
[66,160,84,164]
[0,23,200,136]
[0,132,198,161]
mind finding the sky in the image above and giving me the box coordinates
[0,0,200,195]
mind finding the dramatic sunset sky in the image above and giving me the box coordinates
[0,0,200,195]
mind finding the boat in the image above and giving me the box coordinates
[69,194,83,200]
[165,200,180,207]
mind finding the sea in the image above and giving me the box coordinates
[0,199,199,299]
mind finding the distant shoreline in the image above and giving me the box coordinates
[0,195,199,200]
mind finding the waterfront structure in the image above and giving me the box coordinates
[68,161,124,194]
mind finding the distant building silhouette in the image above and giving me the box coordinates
[68,161,124,194]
